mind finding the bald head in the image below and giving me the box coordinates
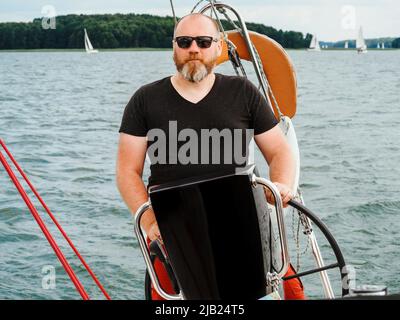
[173,13,220,39]
[172,13,223,83]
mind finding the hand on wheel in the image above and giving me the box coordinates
[263,182,293,208]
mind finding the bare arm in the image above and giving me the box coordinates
[116,133,159,238]
[254,125,295,206]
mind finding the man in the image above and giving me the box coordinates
[116,13,301,299]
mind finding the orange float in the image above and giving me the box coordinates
[217,30,297,119]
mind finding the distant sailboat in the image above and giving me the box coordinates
[356,27,368,54]
[377,43,381,49]
[308,35,321,52]
[84,28,98,54]
[344,41,349,49]
[381,42,385,50]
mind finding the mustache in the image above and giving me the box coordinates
[184,54,203,63]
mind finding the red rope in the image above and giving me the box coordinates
[0,149,89,299]
[0,139,111,300]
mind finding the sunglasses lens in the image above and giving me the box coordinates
[176,37,192,48]
[196,37,212,48]
[175,36,214,49]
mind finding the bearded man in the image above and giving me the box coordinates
[116,13,298,299]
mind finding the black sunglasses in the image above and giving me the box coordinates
[173,36,219,49]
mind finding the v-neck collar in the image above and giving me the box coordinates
[168,73,220,106]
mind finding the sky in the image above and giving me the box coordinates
[0,0,399,42]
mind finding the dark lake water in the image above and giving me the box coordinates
[0,50,399,299]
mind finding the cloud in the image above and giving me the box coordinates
[0,0,399,41]
[225,2,400,41]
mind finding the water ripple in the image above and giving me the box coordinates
[1,50,400,299]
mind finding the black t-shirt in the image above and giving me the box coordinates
[119,73,278,186]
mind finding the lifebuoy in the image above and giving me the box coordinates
[217,30,297,119]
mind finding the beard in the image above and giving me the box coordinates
[173,51,217,83]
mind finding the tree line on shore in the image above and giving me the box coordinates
[0,13,313,50]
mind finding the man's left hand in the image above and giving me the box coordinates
[263,182,294,208]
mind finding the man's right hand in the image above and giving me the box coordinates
[146,220,163,244]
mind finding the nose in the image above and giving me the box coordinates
[187,39,200,52]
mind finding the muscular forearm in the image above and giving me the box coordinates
[116,169,156,233]
[268,146,295,189]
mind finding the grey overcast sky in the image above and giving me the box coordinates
[0,1,399,41]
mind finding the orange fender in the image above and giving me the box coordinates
[146,238,177,300]
[150,254,306,300]
[216,30,297,119]
[283,264,306,300]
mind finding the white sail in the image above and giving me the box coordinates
[382,42,385,49]
[344,41,349,49]
[377,43,381,49]
[84,28,98,53]
[356,26,367,53]
[308,34,321,52]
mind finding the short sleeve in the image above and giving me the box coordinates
[119,88,148,137]
[244,79,278,135]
